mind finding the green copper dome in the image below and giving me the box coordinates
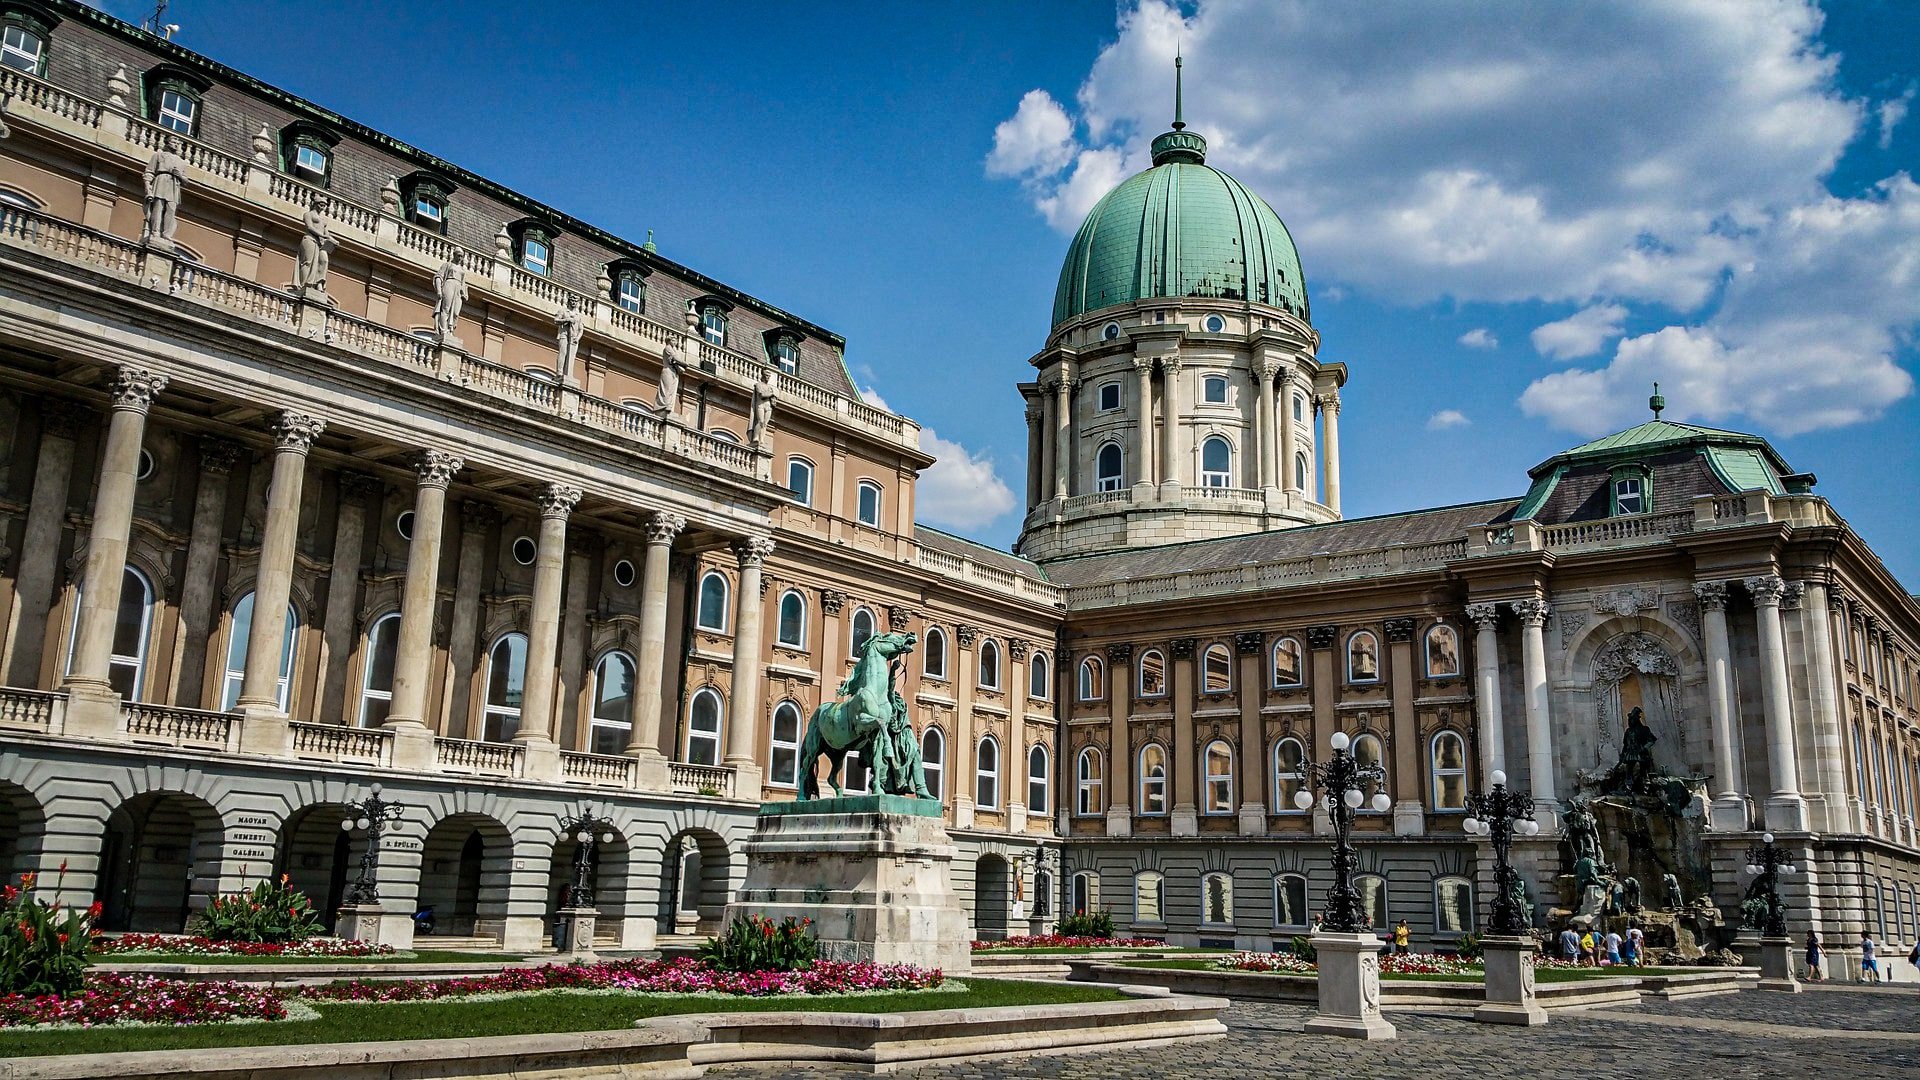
[1051,145,1308,328]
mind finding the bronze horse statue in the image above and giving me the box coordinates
[798,630,932,799]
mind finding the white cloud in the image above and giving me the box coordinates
[916,429,1018,530]
[1530,303,1629,360]
[987,90,1078,179]
[1427,409,1471,430]
[1457,328,1498,349]
[1880,86,1915,150]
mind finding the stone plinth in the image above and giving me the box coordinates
[1475,936,1548,1025]
[1757,935,1802,992]
[558,906,598,960]
[726,795,971,975]
[1302,931,1396,1040]
[336,902,415,949]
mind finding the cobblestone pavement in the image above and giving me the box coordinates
[720,986,1920,1080]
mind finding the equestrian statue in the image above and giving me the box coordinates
[798,630,936,801]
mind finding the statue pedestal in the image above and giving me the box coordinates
[1757,935,1802,992]
[1475,936,1548,1025]
[557,907,599,960]
[335,902,414,949]
[726,795,970,975]
[1302,932,1396,1040]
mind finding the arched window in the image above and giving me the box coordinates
[220,591,297,711]
[1294,451,1309,492]
[1273,737,1308,813]
[770,701,803,787]
[1137,649,1167,697]
[1272,637,1304,687]
[1201,872,1233,926]
[850,607,876,656]
[975,736,1000,809]
[1096,443,1124,492]
[1028,744,1050,810]
[786,457,814,505]
[1134,871,1164,923]
[1078,656,1105,701]
[923,626,949,679]
[1426,623,1462,678]
[589,650,637,755]
[921,727,945,800]
[1030,651,1051,699]
[1201,436,1232,487]
[1347,630,1381,683]
[686,688,723,766]
[357,612,401,726]
[696,571,730,632]
[1203,740,1235,815]
[1353,733,1388,812]
[67,566,156,701]
[1356,873,1388,930]
[776,590,807,648]
[1075,747,1105,816]
[1138,744,1168,815]
[978,638,1001,689]
[1071,871,1099,917]
[1,11,51,76]
[1274,873,1308,929]
[857,480,883,526]
[1203,643,1232,692]
[482,632,529,741]
[1436,876,1473,935]
[1430,731,1468,811]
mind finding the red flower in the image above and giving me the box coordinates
[2,886,16,903]
[86,900,103,919]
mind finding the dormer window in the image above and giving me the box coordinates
[295,145,329,178]
[0,5,54,76]
[399,171,456,234]
[616,272,645,313]
[1611,467,1651,515]
[506,219,559,276]
[763,328,803,374]
[693,297,733,347]
[144,67,209,138]
[280,121,340,187]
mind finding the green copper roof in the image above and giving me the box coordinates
[1702,447,1787,497]
[1051,158,1308,328]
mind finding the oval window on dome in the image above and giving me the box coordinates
[1103,322,1121,341]
[1204,314,1226,333]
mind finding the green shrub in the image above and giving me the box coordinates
[1291,934,1317,962]
[190,874,321,944]
[697,913,819,972]
[1056,909,1115,939]
[1456,932,1483,960]
[0,866,97,997]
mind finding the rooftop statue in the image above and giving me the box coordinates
[799,630,934,801]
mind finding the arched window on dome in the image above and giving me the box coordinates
[1295,452,1309,493]
[1201,437,1232,488]
[1096,443,1124,492]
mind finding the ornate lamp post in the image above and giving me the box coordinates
[1295,731,1396,1040]
[556,811,616,957]
[1463,770,1547,1026]
[1744,832,1802,992]
[339,783,408,906]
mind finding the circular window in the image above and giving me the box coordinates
[136,449,155,481]
[512,536,538,565]
[613,558,637,588]
[1103,322,1121,341]
[1204,314,1226,333]
[396,511,415,541]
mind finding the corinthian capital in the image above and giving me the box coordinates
[643,511,687,546]
[1691,580,1730,610]
[1464,602,1501,631]
[1743,574,1787,607]
[271,411,327,453]
[109,365,168,412]
[1317,393,1341,417]
[1509,598,1551,626]
[537,483,584,519]
[413,449,464,489]
[733,535,776,568]
[198,437,244,475]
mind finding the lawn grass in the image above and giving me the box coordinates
[0,978,1124,1058]
[974,946,1223,955]
[95,950,526,966]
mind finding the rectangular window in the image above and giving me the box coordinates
[521,237,551,275]
[617,277,644,313]
[857,483,882,526]
[1,26,43,73]
[294,144,329,177]
[1098,382,1122,411]
[414,198,444,224]
[1614,475,1646,514]
[775,341,799,374]
[157,89,196,135]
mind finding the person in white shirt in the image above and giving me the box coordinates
[1862,932,1881,982]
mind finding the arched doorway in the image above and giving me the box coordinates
[976,853,1011,940]
[418,813,512,941]
[97,791,223,932]
[546,827,632,949]
[274,804,368,934]
[0,781,47,885]
[661,829,730,937]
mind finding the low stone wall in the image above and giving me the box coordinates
[1067,961,1749,1010]
[90,959,551,986]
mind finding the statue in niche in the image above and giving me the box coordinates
[1274,638,1302,685]
[433,251,467,346]
[295,194,337,304]
[748,366,777,447]
[1618,707,1658,794]
[553,300,584,386]
[1349,632,1379,681]
[656,344,685,419]
[141,136,187,250]
[1426,624,1460,678]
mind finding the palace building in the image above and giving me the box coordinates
[1,1,1917,962]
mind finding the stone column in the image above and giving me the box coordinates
[65,366,167,695]
[1277,370,1300,496]
[1694,581,1747,828]
[1510,598,1556,824]
[1024,401,1043,509]
[168,438,241,707]
[1235,632,1267,836]
[1812,583,1853,832]
[515,484,581,757]
[4,402,85,688]
[1319,392,1342,514]
[1170,637,1198,836]
[1105,644,1133,838]
[1747,574,1808,830]
[1051,369,1074,500]
[1466,603,1505,778]
[385,450,462,765]
[317,473,377,723]
[628,511,687,790]
[1384,617,1423,836]
[1158,358,1183,497]
[1038,394,1056,502]
[237,411,326,711]
[1254,362,1277,491]
[1008,638,1031,832]
[555,537,594,749]
[726,535,776,795]
[953,624,979,829]
[438,501,496,738]
[1133,358,1156,488]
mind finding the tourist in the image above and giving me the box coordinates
[1579,929,1597,967]
[1559,926,1581,963]
[1625,924,1644,966]
[1862,932,1881,982]
[1393,919,1411,955]
[1604,928,1623,966]
[1805,931,1822,981]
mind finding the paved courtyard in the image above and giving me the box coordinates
[725,986,1920,1079]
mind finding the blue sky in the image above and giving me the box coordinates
[105,1,1920,584]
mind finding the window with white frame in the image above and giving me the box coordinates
[156,87,198,136]
[1096,443,1124,491]
[1202,872,1233,926]
[770,702,802,787]
[850,607,876,656]
[1272,637,1304,687]
[1294,451,1309,492]
[774,339,799,374]
[1203,643,1232,692]
[589,650,637,755]
[696,571,729,632]
[975,736,1000,808]
[1203,740,1235,815]
[615,271,646,314]
[1137,648,1166,697]
[1356,873,1388,930]
[519,233,552,276]
[685,688,723,765]
[856,480,883,526]
[1430,731,1468,810]
[67,566,156,701]
[1076,747,1104,816]
[700,306,727,345]
[1274,873,1308,929]
[1138,744,1168,815]
[1078,656,1105,701]
[1202,375,1228,404]
[1028,744,1049,810]
[776,591,806,648]
[1,21,47,75]
[293,143,329,180]
[1134,870,1164,923]
[1273,737,1308,813]
[1612,469,1649,515]
[1030,651,1051,699]
[482,632,529,741]
[923,626,948,679]
[921,727,945,800]
[786,458,814,505]
[1201,436,1232,487]
[1097,381,1122,412]
[220,591,297,712]
[978,638,1001,689]
[1435,876,1473,935]
[1293,395,1305,422]
[357,612,400,726]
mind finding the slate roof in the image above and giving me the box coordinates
[1038,498,1520,587]
[916,527,1052,583]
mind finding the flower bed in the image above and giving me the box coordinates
[0,972,286,1028]
[1215,951,1484,976]
[972,934,1168,952]
[1215,951,1316,974]
[93,934,395,958]
[301,956,942,1003]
